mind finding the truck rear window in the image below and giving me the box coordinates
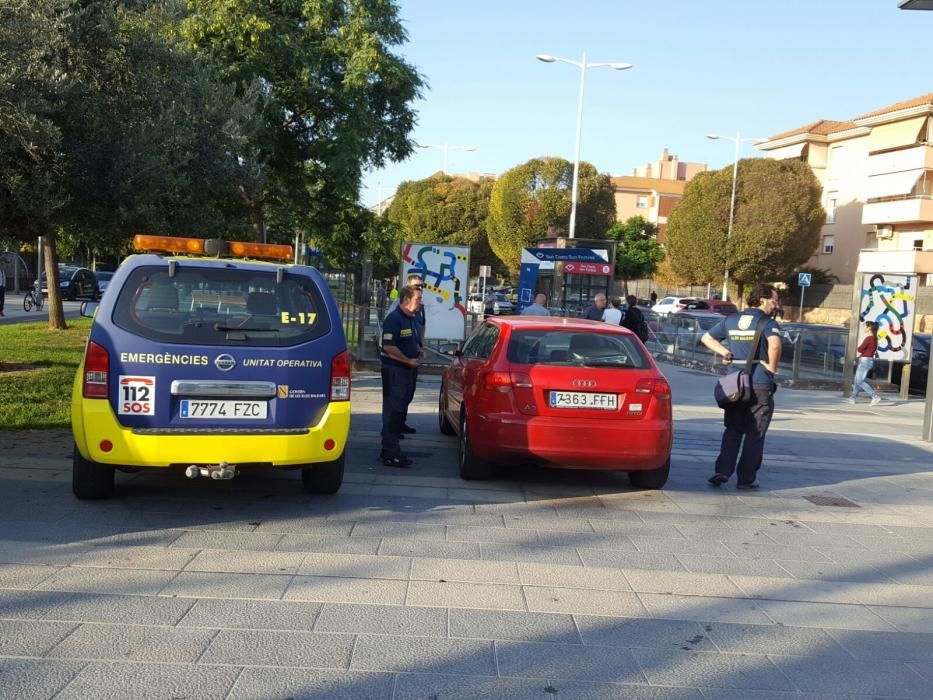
[507,329,650,369]
[112,266,331,346]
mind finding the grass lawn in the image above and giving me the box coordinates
[0,319,92,429]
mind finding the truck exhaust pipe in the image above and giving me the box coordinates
[185,462,238,480]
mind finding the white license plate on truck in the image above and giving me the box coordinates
[179,400,267,419]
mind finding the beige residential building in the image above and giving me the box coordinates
[612,149,707,243]
[757,94,933,283]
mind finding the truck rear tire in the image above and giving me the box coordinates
[72,444,115,500]
[301,453,345,494]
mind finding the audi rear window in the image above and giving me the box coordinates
[112,266,331,346]
[507,330,650,369]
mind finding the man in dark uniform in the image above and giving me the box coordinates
[700,284,782,490]
[380,285,422,467]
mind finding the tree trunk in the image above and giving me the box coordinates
[43,231,67,330]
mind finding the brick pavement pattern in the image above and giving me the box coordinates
[2,363,933,699]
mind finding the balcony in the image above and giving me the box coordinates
[862,196,933,225]
[866,145,933,176]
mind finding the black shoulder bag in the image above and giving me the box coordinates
[714,316,767,409]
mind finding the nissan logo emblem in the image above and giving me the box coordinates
[214,354,236,372]
[573,379,596,388]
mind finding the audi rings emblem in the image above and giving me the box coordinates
[214,354,236,372]
[572,379,596,388]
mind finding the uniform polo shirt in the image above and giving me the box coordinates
[708,308,781,388]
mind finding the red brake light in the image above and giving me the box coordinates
[635,377,671,399]
[330,350,351,401]
[483,371,513,392]
[83,341,109,398]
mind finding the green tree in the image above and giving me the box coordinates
[0,0,254,327]
[606,216,665,294]
[486,157,616,270]
[385,174,498,273]
[665,158,825,296]
[180,0,424,243]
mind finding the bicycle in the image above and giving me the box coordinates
[23,285,43,312]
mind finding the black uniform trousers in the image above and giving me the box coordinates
[381,363,415,458]
[714,387,775,485]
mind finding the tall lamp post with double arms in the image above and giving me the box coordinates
[536,53,632,238]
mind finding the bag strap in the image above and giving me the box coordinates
[741,315,769,374]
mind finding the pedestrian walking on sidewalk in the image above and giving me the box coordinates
[850,321,883,406]
[700,284,783,490]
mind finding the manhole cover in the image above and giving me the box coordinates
[803,495,860,508]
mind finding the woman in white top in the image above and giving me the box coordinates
[602,296,623,325]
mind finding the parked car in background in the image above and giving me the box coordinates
[467,292,513,316]
[658,311,726,350]
[438,317,673,488]
[94,270,115,296]
[683,299,739,315]
[651,296,697,316]
[41,265,100,301]
[778,322,847,370]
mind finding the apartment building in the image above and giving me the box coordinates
[612,149,707,242]
[757,94,933,283]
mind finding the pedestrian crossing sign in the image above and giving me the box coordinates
[798,273,812,287]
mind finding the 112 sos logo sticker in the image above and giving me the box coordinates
[118,376,155,416]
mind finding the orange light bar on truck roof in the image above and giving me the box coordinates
[133,234,293,262]
[133,234,204,254]
[229,241,293,261]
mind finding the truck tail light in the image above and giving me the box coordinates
[330,350,351,401]
[83,341,109,398]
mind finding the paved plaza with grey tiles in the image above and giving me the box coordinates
[2,363,933,699]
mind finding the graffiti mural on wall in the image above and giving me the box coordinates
[400,243,470,340]
[857,272,916,361]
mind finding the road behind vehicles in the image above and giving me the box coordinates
[71,234,350,499]
[438,317,673,488]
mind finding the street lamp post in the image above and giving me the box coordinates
[705,132,765,300]
[416,143,477,174]
[536,53,632,239]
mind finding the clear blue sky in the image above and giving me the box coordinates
[361,0,932,209]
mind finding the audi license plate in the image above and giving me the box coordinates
[549,391,617,410]
[180,400,267,419]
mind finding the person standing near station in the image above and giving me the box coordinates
[380,285,422,467]
[700,284,782,490]
[582,293,607,321]
[621,295,649,342]
[602,297,623,325]
[849,321,883,406]
[650,290,658,306]
[521,293,550,316]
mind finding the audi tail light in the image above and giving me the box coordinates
[83,341,109,398]
[635,378,671,399]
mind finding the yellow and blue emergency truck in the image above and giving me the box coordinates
[71,234,351,499]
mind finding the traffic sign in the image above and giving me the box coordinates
[479,265,491,277]
[798,273,812,287]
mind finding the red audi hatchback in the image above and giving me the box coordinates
[439,317,673,488]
